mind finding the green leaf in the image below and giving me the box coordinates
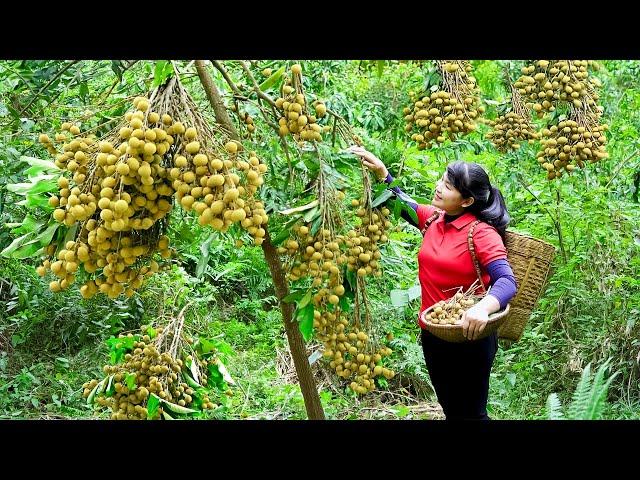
[546,393,564,420]
[146,326,157,339]
[298,289,312,309]
[25,193,53,209]
[393,405,410,418]
[372,189,393,208]
[196,233,216,279]
[296,303,314,342]
[376,60,385,78]
[153,61,173,87]
[125,373,137,391]
[279,199,319,215]
[207,362,228,390]
[37,223,59,246]
[162,411,174,420]
[87,376,110,405]
[271,229,290,248]
[147,394,160,419]
[63,224,78,246]
[6,179,57,196]
[403,203,419,225]
[346,268,357,291]
[1,232,36,257]
[390,289,409,308]
[213,358,235,385]
[106,375,115,396]
[339,294,352,313]
[259,66,286,91]
[9,215,38,235]
[111,60,123,81]
[283,290,305,304]
[198,337,218,355]
[311,217,323,237]
[21,155,60,173]
[303,206,320,223]
[200,337,234,358]
[5,183,34,195]
[182,370,201,389]
[271,217,299,247]
[9,242,43,259]
[79,82,89,102]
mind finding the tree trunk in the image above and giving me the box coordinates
[260,227,326,420]
[194,60,326,420]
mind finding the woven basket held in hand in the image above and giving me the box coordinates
[420,303,510,343]
[421,212,556,342]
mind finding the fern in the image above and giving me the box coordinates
[585,358,619,420]
[567,362,593,419]
[551,358,620,420]
[546,393,564,420]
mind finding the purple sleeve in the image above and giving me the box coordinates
[384,173,418,211]
[383,173,420,228]
[486,259,517,310]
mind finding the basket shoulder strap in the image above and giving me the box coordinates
[420,211,441,236]
[467,220,487,293]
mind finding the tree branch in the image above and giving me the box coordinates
[211,60,243,97]
[19,60,80,117]
[605,148,639,189]
[239,61,278,109]
[194,60,240,141]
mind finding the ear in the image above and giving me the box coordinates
[461,197,475,208]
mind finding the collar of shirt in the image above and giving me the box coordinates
[437,211,477,231]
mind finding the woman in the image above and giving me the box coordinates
[348,145,518,420]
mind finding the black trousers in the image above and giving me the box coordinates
[420,329,498,420]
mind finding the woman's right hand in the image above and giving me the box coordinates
[347,145,389,181]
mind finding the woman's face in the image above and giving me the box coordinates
[432,172,474,214]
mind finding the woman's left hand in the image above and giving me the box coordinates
[461,305,490,341]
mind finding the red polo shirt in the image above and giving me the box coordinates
[416,204,507,321]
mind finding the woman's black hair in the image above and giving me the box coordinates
[445,161,510,241]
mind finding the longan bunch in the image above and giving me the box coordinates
[515,60,603,117]
[241,111,256,136]
[513,60,609,179]
[279,222,346,289]
[536,115,609,180]
[160,78,269,245]
[172,138,267,238]
[274,63,328,143]
[37,100,177,298]
[344,202,390,279]
[422,291,478,325]
[404,60,485,149]
[310,294,394,395]
[486,70,539,151]
[37,232,166,298]
[322,320,395,395]
[486,112,539,151]
[85,329,218,420]
[344,167,391,279]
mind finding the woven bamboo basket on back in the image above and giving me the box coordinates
[498,231,556,341]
